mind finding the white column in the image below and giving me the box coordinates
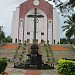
[48,20,52,44]
[19,19,24,43]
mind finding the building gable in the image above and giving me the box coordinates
[19,0,53,19]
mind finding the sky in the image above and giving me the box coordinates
[0,0,66,38]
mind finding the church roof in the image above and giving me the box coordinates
[20,0,53,6]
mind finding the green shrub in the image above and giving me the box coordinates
[23,46,25,50]
[0,58,7,74]
[57,59,75,75]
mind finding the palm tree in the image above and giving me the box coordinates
[62,13,75,43]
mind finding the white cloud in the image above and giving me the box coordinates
[0,0,26,37]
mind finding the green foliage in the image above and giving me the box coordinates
[57,59,75,75]
[14,47,19,59]
[0,31,5,44]
[0,58,7,74]
[19,40,21,45]
[5,36,12,43]
[65,0,75,8]
[23,46,25,50]
[60,38,68,44]
[22,51,25,54]
[60,38,75,44]
[24,41,26,46]
[44,45,49,57]
[62,13,75,43]
[53,0,75,13]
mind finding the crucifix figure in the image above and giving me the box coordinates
[27,8,44,44]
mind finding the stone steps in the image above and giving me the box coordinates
[0,43,74,64]
[44,44,55,63]
[40,44,48,62]
[22,47,29,61]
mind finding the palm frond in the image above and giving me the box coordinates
[66,29,73,38]
[62,25,70,31]
[62,13,75,39]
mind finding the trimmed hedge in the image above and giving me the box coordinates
[57,59,75,75]
[0,58,7,74]
[62,58,75,61]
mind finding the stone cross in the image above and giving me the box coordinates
[27,8,44,44]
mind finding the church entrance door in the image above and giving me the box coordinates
[36,39,38,43]
[33,39,38,43]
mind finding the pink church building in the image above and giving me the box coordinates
[11,0,60,44]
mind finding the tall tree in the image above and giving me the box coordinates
[0,27,5,43]
[62,13,75,43]
[48,0,75,13]
[66,0,75,8]
[5,36,12,43]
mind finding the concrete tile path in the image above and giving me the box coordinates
[5,63,58,75]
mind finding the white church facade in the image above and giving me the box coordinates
[11,0,60,44]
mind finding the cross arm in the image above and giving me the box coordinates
[27,15,44,18]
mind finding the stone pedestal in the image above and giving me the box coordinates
[25,44,43,68]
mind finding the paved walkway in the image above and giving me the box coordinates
[5,63,58,75]
[5,63,25,75]
[24,70,42,75]
[41,70,58,75]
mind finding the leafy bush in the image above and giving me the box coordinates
[57,59,75,75]
[62,58,75,61]
[0,58,7,74]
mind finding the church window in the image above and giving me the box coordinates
[20,19,23,27]
[41,32,44,35]
[27,32,30,35]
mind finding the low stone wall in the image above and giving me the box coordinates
[0,48,15,60]
[53,50,75,63]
